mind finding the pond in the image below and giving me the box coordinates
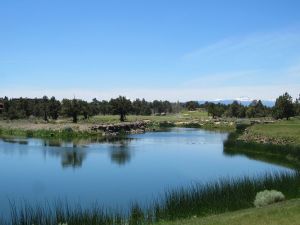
[0,128,292,218]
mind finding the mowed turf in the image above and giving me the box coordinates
[247,117,300,145]
[86,110,209,124]
[160,198,300,225]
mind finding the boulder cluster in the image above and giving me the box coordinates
[91,121,148,136]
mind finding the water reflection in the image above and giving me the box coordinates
[223,146,300,170]
[109,140,133,165]
[42,137,116,148]
[2,138,28,145]
[0,136,135,168]
[61,151,86,168]
[0,128,294,219]
[1,131,296,170]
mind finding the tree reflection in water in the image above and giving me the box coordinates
[61,150,86,168]
[0,136,135,168]
[109,139,133,166]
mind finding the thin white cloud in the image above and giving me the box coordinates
[182,69,264,87]
[2,28,299,102]
[183,28,300,61]
[2,60,299,101]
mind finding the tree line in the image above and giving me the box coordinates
[203,92,300,120]
[0,92,299,122]
[0,96,178,122]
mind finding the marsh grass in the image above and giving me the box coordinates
[155,172,300,220]
[0,127,102,139]
[3,172,300,225]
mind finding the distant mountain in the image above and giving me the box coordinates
[199,97,275,107]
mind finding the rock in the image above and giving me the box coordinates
[90,121,148,136]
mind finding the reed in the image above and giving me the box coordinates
[3,172,300,225]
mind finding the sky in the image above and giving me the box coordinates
[1,0,300,101]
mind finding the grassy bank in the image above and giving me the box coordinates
[86,110,209,124]
[224,118,300,169]
[225,133,300,169]
[239,117,300,146]
[224,143,300,169]
[0,125,102,139]
[0,111,235,138]
[159,198,300,225]
[3,172,300,225]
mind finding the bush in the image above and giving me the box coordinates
[254,190,285,207]
[63,127,73,133]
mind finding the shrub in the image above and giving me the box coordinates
[63,127,73,133]
[254,190,285,207]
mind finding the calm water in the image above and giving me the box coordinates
[0,128,291,217]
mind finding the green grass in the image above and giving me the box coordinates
[86,110,209,124]
[225,117,300,169]
[224,132,300,169]
[154,172,300,221]
[0,110,236,138]
[245,117,300,145]
[86,111,234,132]
[159,198,300,225]
[224,144,300,170]
[4,172,300,225]
[0,126,103,139]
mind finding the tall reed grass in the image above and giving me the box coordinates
[3,172,300,225]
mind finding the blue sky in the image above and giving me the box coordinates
[1,0,300,101]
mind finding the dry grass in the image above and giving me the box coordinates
[0,110,210,133]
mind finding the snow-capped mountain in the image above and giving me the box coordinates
[199,97,275,107]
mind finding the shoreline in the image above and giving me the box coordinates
[224,120,300,169]
[2,172,300,225]
[0,118,235,139]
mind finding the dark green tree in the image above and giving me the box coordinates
[185,101,199,111]
[49,96,61,120]
[273,92,295,120]
[225,101,245,117]
[0,96,8,116]
[152,100,172,114]
[42,96,49,121]
[163,101,173,113]
[90,98,100,116]
[110,96,132,122]
[140,98,152,115]
[19,98,32,117]
[132,98,151,115]
[99,100,112,115]
[152,100,163,114]
[246,100,267,118]
[7,103,25,119]
[61,99,81,123]
[207,103,225,118]
[295,94,300,116]
[78,100,90,119]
